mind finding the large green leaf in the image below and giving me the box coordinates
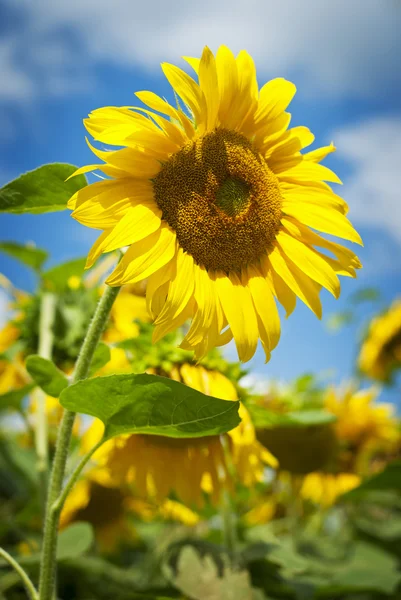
[0,163,86,214]
[42,257,87,292]
[0,383,36,411]
[59,373,241,439]
[0,241,48,271]
[25,355,69,397]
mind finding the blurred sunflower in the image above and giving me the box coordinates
[69,45,362,363]
[102,282,150,343]
[325,385,399,472]
[59,477,139,552]
[80,364,276,507]
[358,299,401,382]
[300,472,361,508]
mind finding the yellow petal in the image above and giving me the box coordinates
[247,265,281,357]
[278,160,342,184]
[198,46,219,130]
[146,261,176,319]
[254,78,296,125]
[214,272,259,362]
[215,45,238,122]
[135,90,195,139]
[152,299,194,344]
[304,142,336,163]
[265,126,315,164]
[85,138,161,178]
[267,264,297,317]
[277,230,340,299]
[162,63,207,129]
[282,216,362,271]
[182,264,214,347]
[268,245,322,318]
[281,182,348,215]
[106,225,177,286]
[182,56,200,74]
[85,204,162,268]
[155,248,195,324]
[282,201,362,244]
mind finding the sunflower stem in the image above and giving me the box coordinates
[0,547,39,600]
[38,284,121,600]
[52,439,104,514]
[35,292,57,513]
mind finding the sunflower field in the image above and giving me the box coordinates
[1,46,401,600]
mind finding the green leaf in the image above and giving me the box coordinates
[0,163,86,215]
[89,342,111,376]
[0,241,48,271]
[19,523,94,566]
[343,461,401,499]
[42,257,87,292]
[57,523,94,561]
[59,373,241,439]
[0,383,36,411]
[25,355,68,397]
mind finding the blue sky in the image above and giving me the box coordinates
[0,0,400,406]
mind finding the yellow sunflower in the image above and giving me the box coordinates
[300,472,361,508]
[80,364,276,507]
[59,477,138,552]
[69,45,362,363]
[325,385,399,458]
[102,282,150,343]
[358,299,401,382]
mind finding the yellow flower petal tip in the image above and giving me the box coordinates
[69,45,362,363]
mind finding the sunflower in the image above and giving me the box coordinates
[102,282,150,343]
[358,299,401,382]
[59,477,138,552]
[80,364,275,507]
[300,472,361,508]
[325,385,399,468]
[69,45,362,363]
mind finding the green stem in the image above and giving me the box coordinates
[35,292,57,507]
[53,439,104,514]
[38,284,120,600]
[219,435,238,560]
[0,547,38,600]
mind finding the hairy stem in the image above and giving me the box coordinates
[38,284,120,600]
[0,547,38,600]
[35,292,57,509]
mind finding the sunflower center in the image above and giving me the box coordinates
[153,128,282,272]
[215,178,250,217]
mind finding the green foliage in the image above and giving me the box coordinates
[59,373,241,439]
[343,461,401,499]
[0,242,48,272]
[0,164,86,214]
[42,258,87,292]
[16,287,98,368]
[89,342,111,376]
[0,383,36,411]
[25,356,68,397]
[248,405,336,429]
[57,523,94,561]
[118,323,245,384]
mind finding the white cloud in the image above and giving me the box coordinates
[334,115,401,246]
[0,39,35,100]
[3,0,401,100]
